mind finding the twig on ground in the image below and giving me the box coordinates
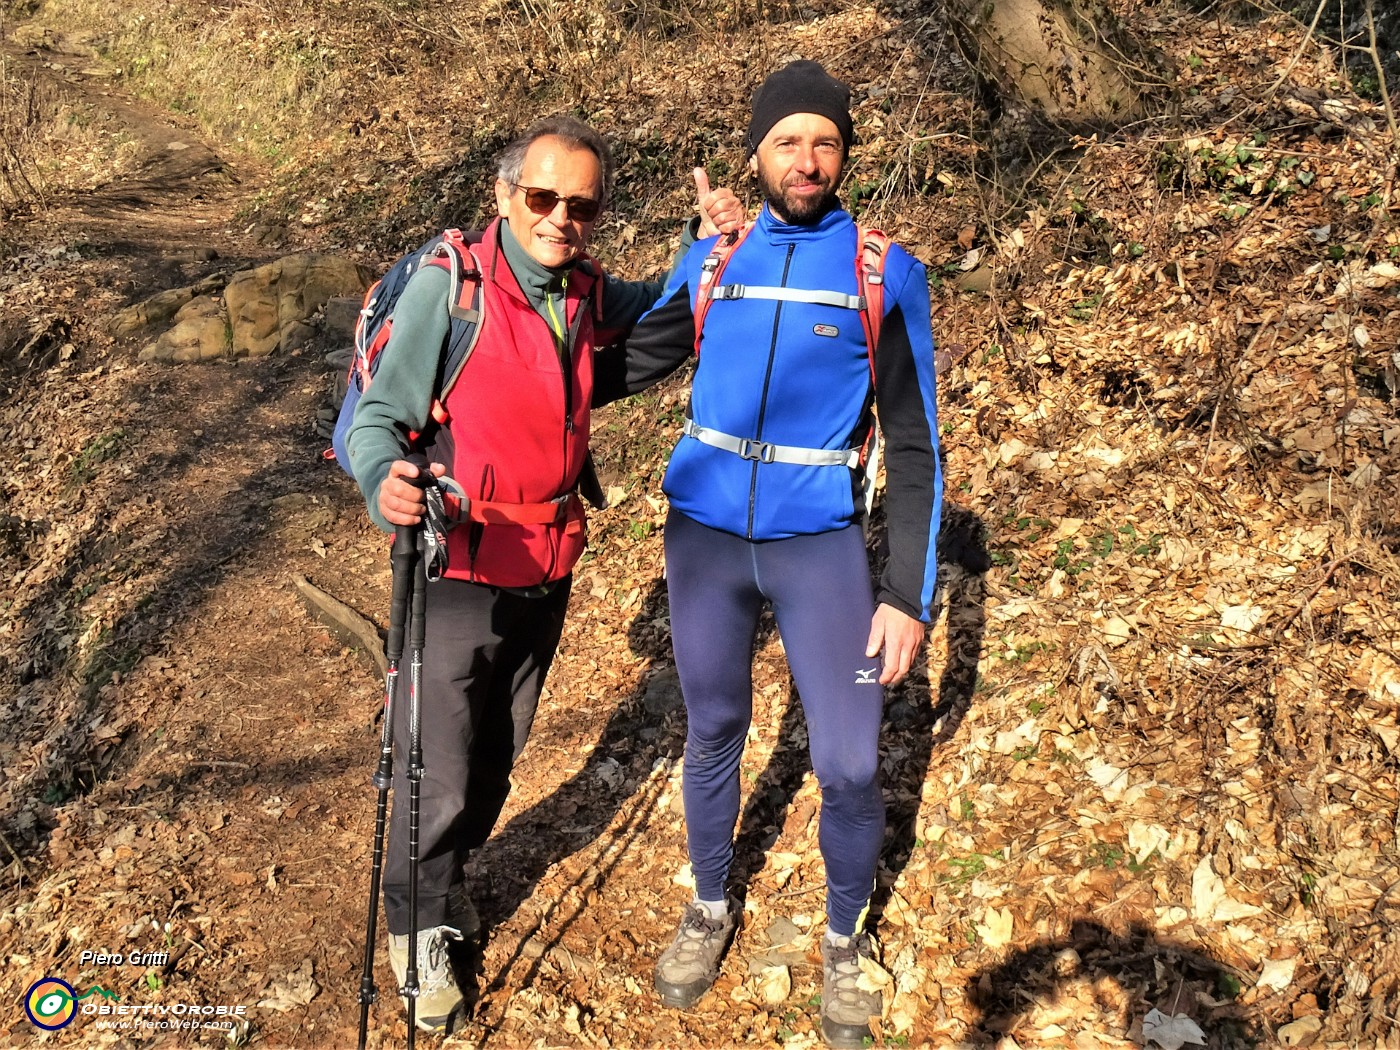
[1264,0,1329,106]
[0,829,23,871]
[1362,0,1399,209]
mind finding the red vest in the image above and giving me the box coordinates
[425,220,604,588]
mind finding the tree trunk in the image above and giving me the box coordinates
[946,0,1162,125]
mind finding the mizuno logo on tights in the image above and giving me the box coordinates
[855,667,879,684]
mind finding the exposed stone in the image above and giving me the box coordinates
[112,287,195,338]
[138,295,229,363]
[282,320,317,352]
[111,274,228,338]
[9,23,56,48]
[643,668,684,717]
[249,223,293,248]
[174,295,224,324]
[224,254,371,359]
[322,296,363,343]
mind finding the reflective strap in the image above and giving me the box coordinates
[682,418,860,468]
[709,284,865,310]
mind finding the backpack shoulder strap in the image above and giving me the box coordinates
[692,221,755,355]
[853,227,892,524]
[430,230,486,425]
[855,225,892,386]
[570,254,607,325]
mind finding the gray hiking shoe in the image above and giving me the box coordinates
[819,932,881,1049]
[654,900,739,1009]
[387,926,464,1033]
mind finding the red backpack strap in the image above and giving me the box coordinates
[853,227,892,515]
[351,276,389,389]
[855,226,891,385]
[440,229,481,325]
[429,230,485,426]
[692,221,755,355]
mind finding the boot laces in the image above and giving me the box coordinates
[417,925,462,992]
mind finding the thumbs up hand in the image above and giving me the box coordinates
[694,167,744,238]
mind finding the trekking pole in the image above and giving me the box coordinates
[403,453,446,1049]
[357,510,420,1050]
[404,526,428,1049]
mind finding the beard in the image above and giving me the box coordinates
[757,162,840,226]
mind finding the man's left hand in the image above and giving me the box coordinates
[866,603,926,686]
[694,168,744,238]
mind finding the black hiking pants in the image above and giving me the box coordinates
[383,575,572,934]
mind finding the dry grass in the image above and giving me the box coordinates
[0,55,143,214]
[0,56,50,210]
[16,0,351,160]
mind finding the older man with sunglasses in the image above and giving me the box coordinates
[347,113,740,1034]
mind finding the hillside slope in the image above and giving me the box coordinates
[1,2,1398,1047]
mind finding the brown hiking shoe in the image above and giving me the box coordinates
[654,900,739,1009]
[819,932,881,1049]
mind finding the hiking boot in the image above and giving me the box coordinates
[448,884,482,943]
[820,932,881,1049]
[654,900,738,1009]
[387,926,464,1033]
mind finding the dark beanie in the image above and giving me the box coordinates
[745,60,853,157]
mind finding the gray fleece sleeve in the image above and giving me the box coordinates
[345,265,452,533]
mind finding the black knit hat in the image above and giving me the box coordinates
[745,60,853,157]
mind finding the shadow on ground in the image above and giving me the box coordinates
[966,919,1263,1048]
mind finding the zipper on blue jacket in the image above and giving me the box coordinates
[747,243,795,538]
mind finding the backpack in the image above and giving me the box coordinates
[690,221,893,516]
[329,229,485,480]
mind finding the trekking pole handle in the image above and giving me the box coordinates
[393,455,436,547]
[387,455,434,661]
[404,454,433,657]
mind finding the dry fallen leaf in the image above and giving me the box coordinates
[753,964,790,1005]
[1191,857,1263,922]
[1256,956,1297,992]
[1142,1008,1206,1049]
[855,950,894,997]
[975,905,1014,949]
[256,958,319,1012]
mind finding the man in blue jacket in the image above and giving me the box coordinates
[622,61,943,1048]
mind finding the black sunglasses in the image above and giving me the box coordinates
[514,184,603,223]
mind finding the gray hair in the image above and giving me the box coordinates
[495,114,615,206]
